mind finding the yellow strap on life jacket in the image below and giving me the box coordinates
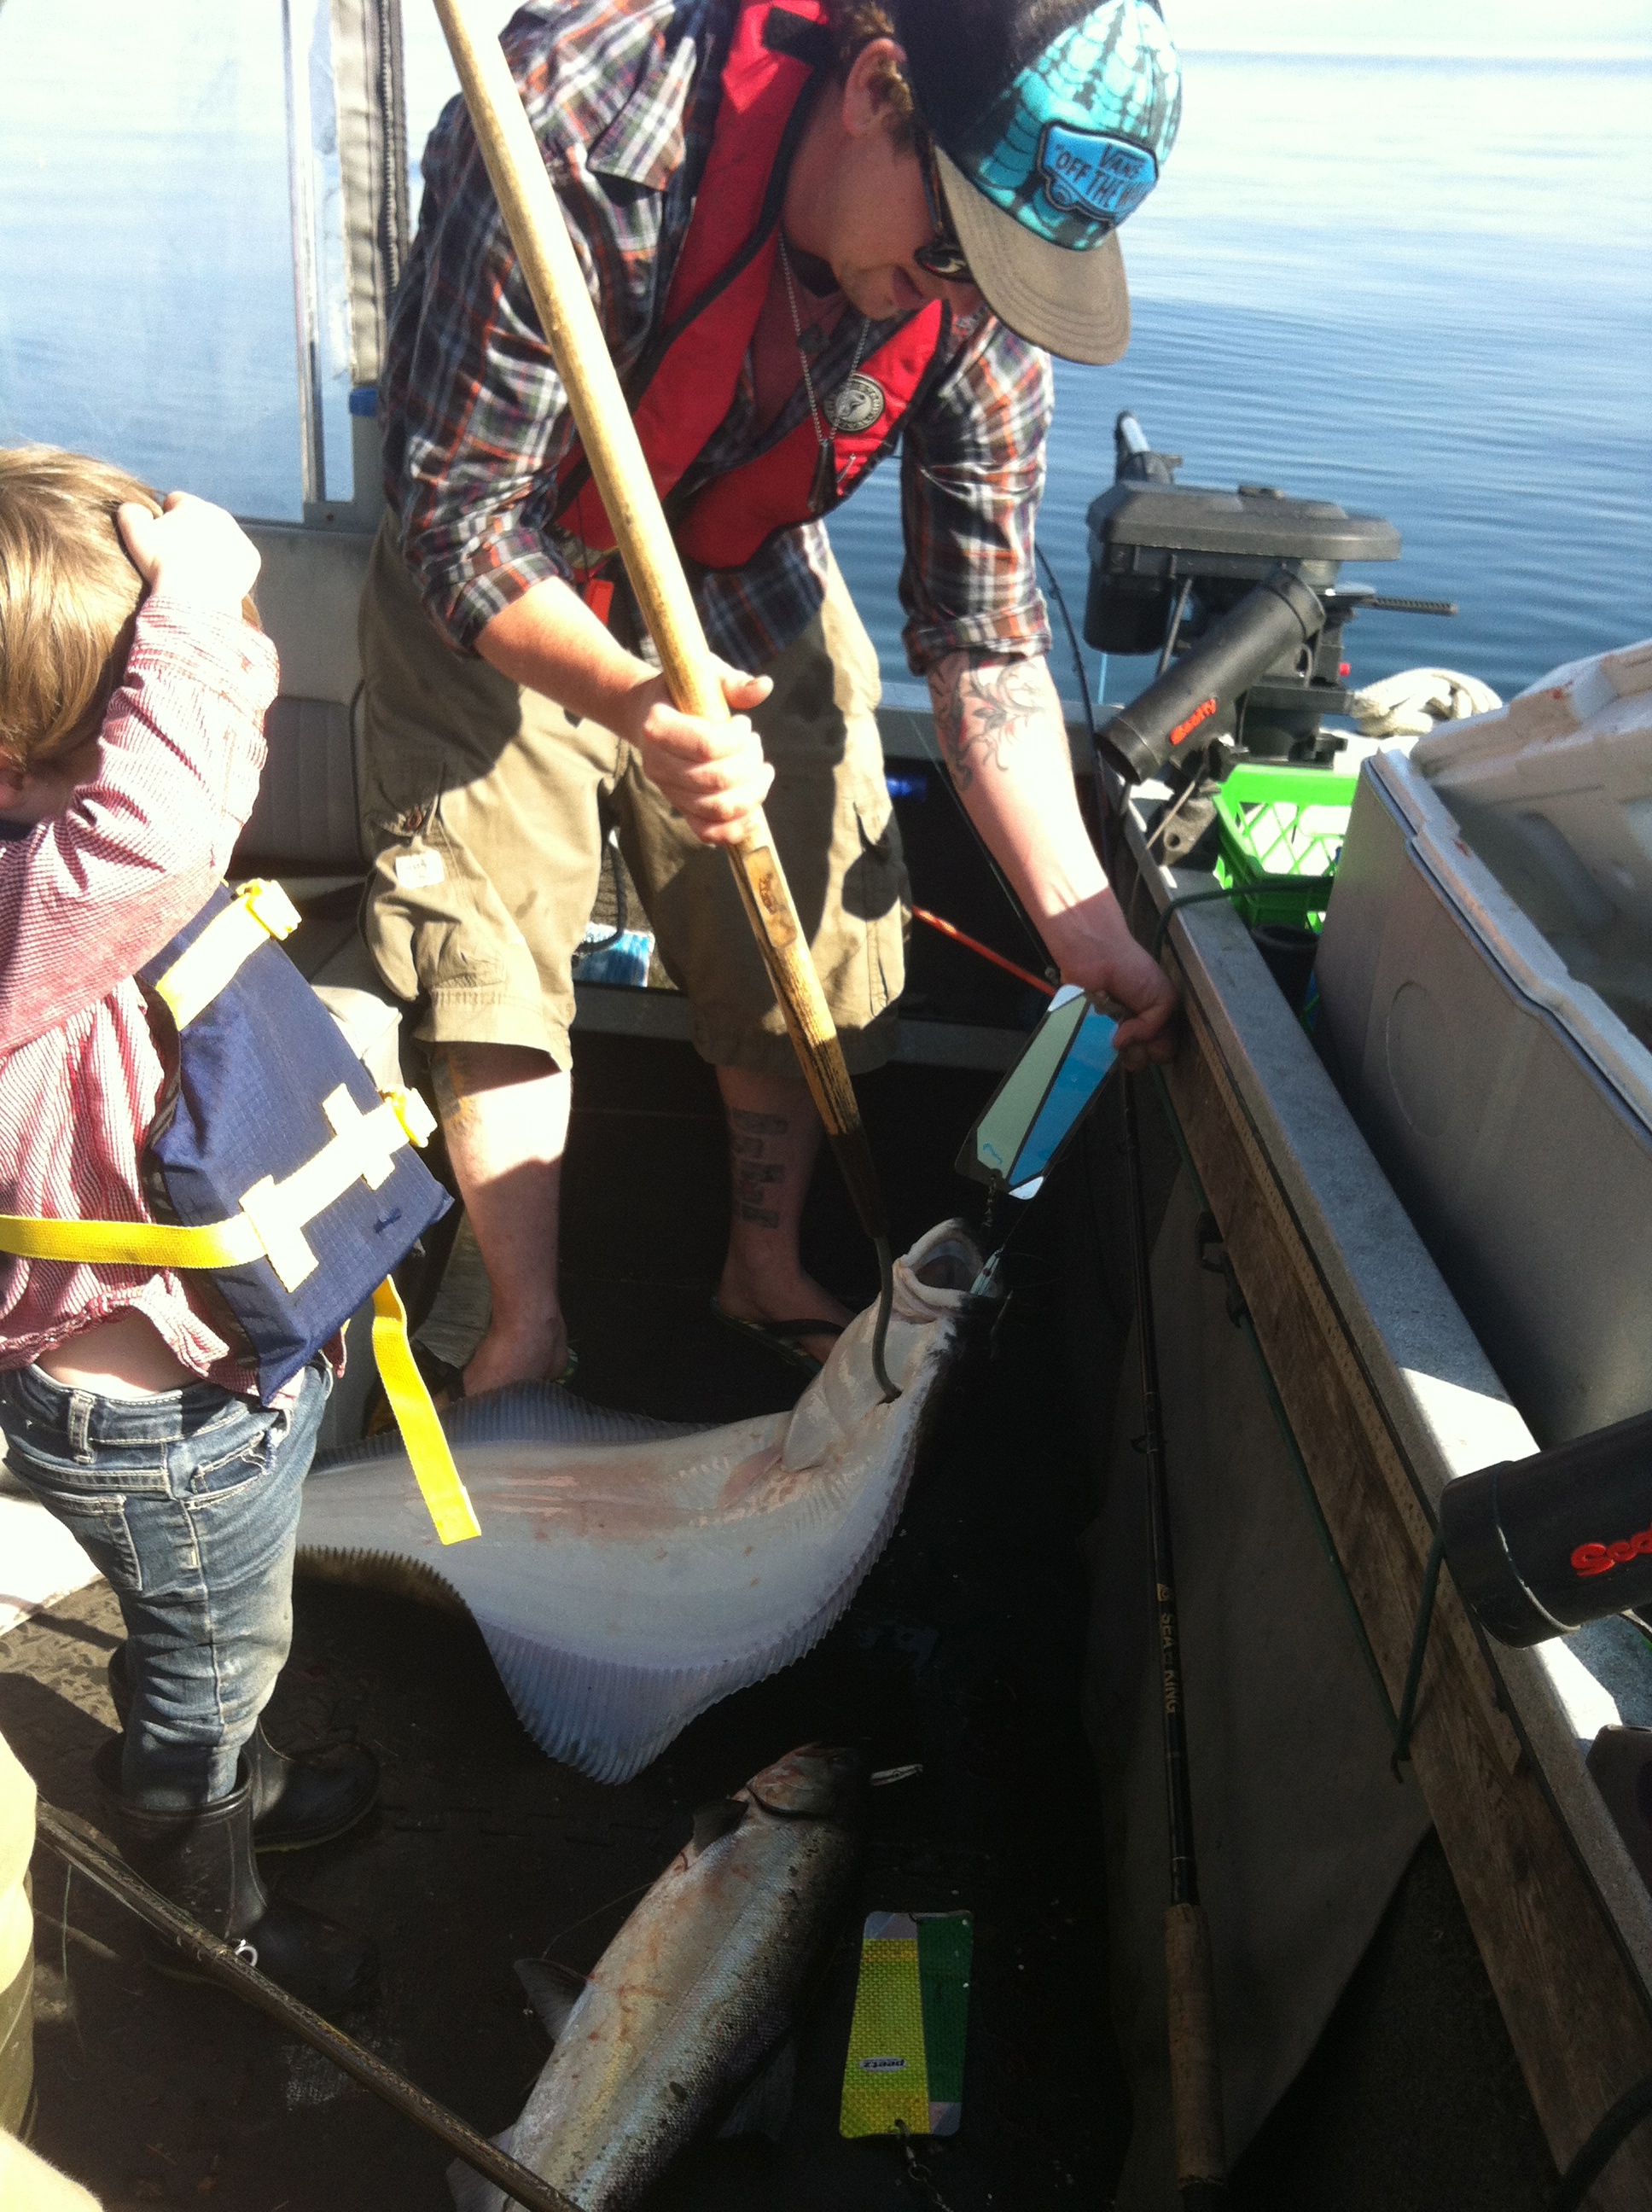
[0,1211,265,1269]
[370,1277,480,1545]
[0,1086,436,1290]
[0,1249,476,1546]
[151,878,302,1031]
[0,1085,477,1545]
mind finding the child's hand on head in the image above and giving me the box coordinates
[117,493,260,615]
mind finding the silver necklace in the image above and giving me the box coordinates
[778,237,874,506]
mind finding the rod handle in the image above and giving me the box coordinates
[1166,1901,1227,2195]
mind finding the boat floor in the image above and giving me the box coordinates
[3,1036,1552,2209]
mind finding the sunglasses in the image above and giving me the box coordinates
[912,119,974,285]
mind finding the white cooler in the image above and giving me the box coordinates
[1315,744,1652,1447]
[1411,638,1652,1043]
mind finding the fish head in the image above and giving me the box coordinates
[742,1743,867,1824]
[781,1221,985,1475]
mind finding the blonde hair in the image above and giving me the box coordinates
[0,445,161,767]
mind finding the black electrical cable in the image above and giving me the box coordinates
[1037,543,1104,760]
[1158,576,1194,676]
[1035,543,1119,872]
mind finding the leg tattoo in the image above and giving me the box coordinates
[730,1105,788,1228]
[430,1048,469,1131]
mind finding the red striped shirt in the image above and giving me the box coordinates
[0,602,279,1391]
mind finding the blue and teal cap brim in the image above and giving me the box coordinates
[931,0,1180,363]
[939,143,1131,364]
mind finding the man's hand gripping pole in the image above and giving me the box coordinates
[431,0,899,1399]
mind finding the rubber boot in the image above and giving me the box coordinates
[92,1739,377,2014]
[107,1644,379,1852]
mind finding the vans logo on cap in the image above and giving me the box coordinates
[1038,125,1158,225]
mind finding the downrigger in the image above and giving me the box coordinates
[1085,411,1457,865]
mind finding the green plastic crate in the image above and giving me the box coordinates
[1211,760,1359,930]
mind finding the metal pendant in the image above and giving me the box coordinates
[809,438,838,515]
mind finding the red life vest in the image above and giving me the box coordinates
[553,0,945,579]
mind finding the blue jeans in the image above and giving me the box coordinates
[0,1359,331,1809]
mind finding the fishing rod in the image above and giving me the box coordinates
[431,0,899,1400]
[1120,1072,1227,2206]
[1036,542,1230,2201]
[35,1799,581,2212]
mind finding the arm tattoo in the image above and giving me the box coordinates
[928,657,1046,794]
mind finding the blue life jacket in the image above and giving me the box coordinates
[136,882,451,1404]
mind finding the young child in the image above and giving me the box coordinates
[0,449,379,2011]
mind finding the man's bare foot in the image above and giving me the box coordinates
[715,1261,852,1370]
[461,1314,570,1400]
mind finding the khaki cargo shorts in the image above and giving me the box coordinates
[358,518,907,1078]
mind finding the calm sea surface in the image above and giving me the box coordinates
[1,9,1647,708]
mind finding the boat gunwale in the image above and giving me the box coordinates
[1116,777,1652,2192]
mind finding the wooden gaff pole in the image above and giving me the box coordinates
[430,0,899,1392]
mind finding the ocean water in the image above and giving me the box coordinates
[1,9,1647,711]
[835,48,1652,707]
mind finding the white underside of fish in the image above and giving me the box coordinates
[296,1222,982,1783]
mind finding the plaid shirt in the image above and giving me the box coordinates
[381,0,1055,677]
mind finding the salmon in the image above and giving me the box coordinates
[448,1744,864,2211]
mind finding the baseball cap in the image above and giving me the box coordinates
[892,0,1183,364]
